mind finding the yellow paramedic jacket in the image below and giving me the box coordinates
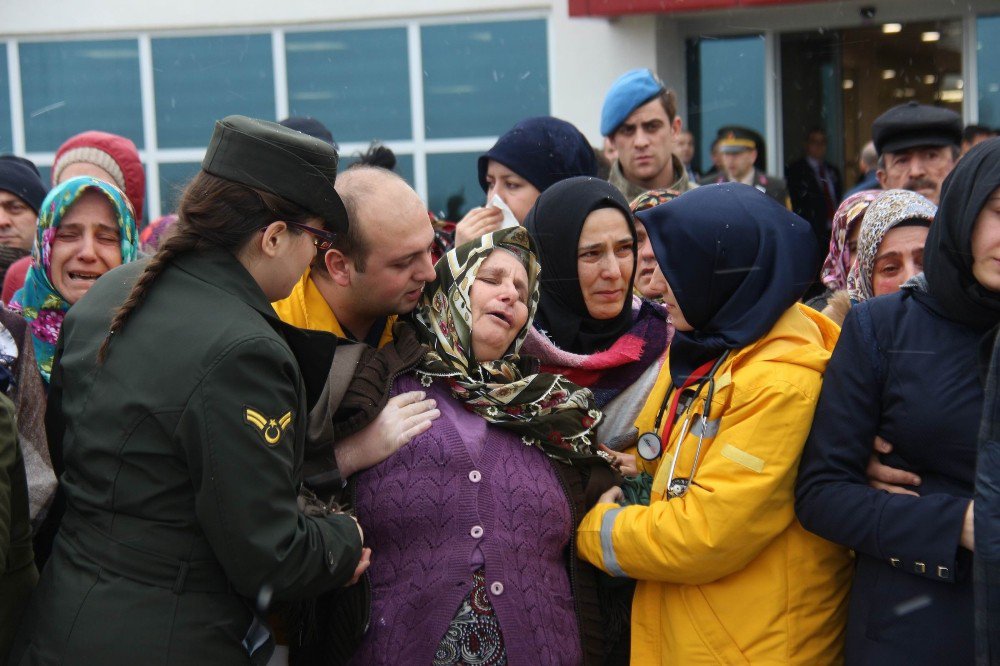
[271,268,394,347]
[578,303,853,665]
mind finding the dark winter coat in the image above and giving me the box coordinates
[796,285,984,664]
[12,250,363,665]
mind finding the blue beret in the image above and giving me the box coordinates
[600,68,665,137]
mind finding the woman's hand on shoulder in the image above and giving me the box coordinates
[334,391,440,476]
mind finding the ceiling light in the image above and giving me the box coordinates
[882,23,903,34]
[921,31,940,42]
[842,79,855,90]
[882,69,897,80]
[937,90,964,103]
[923,74,937,85]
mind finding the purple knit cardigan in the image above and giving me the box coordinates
[349,376,582,665]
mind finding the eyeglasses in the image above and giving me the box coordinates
[282,221,338,251]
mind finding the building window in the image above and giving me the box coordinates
[978,15,1000,128]
[4,16,549,219]
[687,35,766,174]
[0,45,11,153]
[152,34,275,149]
[286,28,411,143]
[339,152,416,189]
[19,39,144,153]
[421,20,549,139]
[426,151,484,221]
[158,161,201,216]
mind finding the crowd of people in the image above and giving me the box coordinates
[0,65,999,666]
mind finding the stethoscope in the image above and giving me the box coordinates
[637,351,730,499]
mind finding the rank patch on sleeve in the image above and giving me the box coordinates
[244,406,293,446]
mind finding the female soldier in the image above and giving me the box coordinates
[578,183,853,664]
[12,116,367,665]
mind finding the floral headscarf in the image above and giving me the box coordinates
[820,190,880,291]
[413,226,605,464]
[630,188,682,213]
[846,189,936,303]
[9,176,139,382]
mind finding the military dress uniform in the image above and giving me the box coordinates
[699,168,790,208]
[700,126,791,209]
[12,116,362,666]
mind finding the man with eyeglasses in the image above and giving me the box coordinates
[272,165,436,348]
[872,101,961,206]
[0,156,46,286]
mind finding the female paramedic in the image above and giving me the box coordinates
[577,183,853,665]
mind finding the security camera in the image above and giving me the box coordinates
[860,6,877,19]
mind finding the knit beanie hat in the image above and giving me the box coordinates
[0,155,47,213]
[52,131,146,220]
[478,116,597,194]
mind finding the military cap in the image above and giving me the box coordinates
[202,115,349,233]
[717,126,760,154]
[872,102,962,156]
[601,68,666,137]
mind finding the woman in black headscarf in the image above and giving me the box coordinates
[577,182,852,664]
[521,177,671,444]
[796,137,1000,665]
[521,176,671,664]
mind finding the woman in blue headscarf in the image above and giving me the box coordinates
[8,175,139,567]
[9,176,138,384]
[577,183,852,664]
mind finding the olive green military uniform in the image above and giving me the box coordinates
[13,250,362,665]
[1,392,37,664]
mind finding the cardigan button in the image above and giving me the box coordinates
[470,525,484,539]
[469,470,482,483]
[490,581,504,596]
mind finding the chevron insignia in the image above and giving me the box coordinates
[244,406,293,446]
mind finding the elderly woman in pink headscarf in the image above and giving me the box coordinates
[805,190,880,317]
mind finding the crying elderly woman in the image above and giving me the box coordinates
[317,227,618,666]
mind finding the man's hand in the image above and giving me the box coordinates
[334,391,440,476]
[867,436,921,496]
[454,206,504,246]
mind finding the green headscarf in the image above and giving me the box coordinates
[413,226,604,464]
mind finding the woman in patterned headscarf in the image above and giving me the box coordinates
[9,176,138,383]
[341,226,617,666]
[806,190,881,313]
[817,189,935,326]
[796,138,1000,665]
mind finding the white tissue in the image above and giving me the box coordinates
[489,194,521,230]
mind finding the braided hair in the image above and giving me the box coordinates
[98,171,321,361]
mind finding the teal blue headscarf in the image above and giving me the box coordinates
[10,176,139,382]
